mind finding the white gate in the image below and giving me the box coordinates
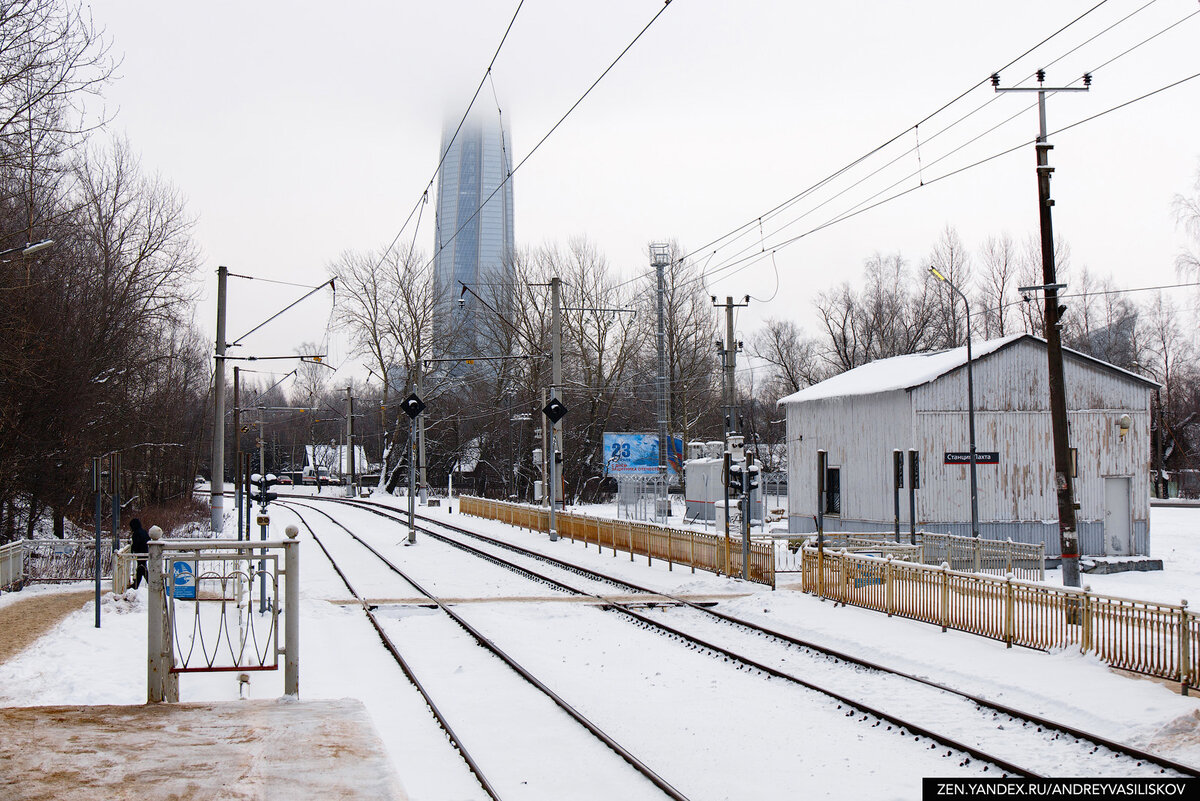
[147,531,300,703]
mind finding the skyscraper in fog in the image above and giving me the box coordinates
[432,111,514,361]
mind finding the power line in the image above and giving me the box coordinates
[370,0,526,275]
[666,0,1116,273]
[612,1,1182,295]
[672,64,1200,297]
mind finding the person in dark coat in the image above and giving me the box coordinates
[130,518,151,589]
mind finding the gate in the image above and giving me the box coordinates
[147,532,300,703]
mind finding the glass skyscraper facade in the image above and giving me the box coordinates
[432,112,514,360]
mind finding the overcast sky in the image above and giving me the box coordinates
[88,0,1200,390]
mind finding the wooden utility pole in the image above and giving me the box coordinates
[996,70,1090,588]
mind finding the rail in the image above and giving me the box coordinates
[459,496,775,587]
[802,547,1196,690]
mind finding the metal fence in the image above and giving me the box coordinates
[0,541,24,590]
[770,535,921,574]
[9,539,116,584]
[460,496,776,587]
[147,536,299,703]
[801,547,1196,689]
[772,531,1044,581]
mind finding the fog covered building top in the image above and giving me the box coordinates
[778,335,1157,558]
[432,110,515,359]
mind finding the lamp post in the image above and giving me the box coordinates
[929,266,980,539]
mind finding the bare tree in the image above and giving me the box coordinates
[1173,164,1200,282]
[749,318,823,398]
[815,252,938,373]
[977,232,1017,338]
[929,225,973,348]
[1015,234,1071,336]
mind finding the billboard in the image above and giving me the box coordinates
[604,433,684,476]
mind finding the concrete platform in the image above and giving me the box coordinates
[0,698,406,801]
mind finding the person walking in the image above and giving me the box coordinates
[130,518,151,589]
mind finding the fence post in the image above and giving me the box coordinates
[147,535,176,703]
[628,521,633,562]
[1081,586,1092,654]
[818,544,825,598]
[1180,600,1190,695]
[667,528,673,571]
[973,537,981,574]
[147,539,165,703]
[940,562,950,632]
[1004,573,1014,648]
[690,529,695,574]
[283,530,300,698]
[885,556,893,617]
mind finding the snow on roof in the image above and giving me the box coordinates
[778,334,1025,404]
[778,333,1158,405]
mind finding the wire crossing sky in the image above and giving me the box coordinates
[89,0,1200,376]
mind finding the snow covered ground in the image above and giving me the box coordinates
[1,494,1197,799]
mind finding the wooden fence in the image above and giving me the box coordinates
[459,496,776,587]
[802,546,1196,689]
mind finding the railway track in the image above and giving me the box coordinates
[281,500,691,801]
[288,494,1200,780]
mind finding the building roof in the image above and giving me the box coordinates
[778,334,1157,405]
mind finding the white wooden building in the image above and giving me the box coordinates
[779,334,1157,557]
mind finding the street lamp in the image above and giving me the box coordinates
[929,266,980,539]
[0,238,54,259]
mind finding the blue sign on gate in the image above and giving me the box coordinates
[171,561,196,600]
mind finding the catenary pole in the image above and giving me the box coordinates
[418,360,428,504]
[995,71,1089,588]
[652,245,670,521]
[211,265,228,531]
[233,366,241,540]
[346,387,354,496]
[549,276,561,541]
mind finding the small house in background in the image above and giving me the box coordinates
[305,444,372,482]
[778,334,1157,558]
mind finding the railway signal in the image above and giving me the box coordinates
[542,398,567,424]
[401,393,426,419]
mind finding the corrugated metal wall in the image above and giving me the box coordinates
[784,339,1153,555]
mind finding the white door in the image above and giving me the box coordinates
[1104,477,1131,556]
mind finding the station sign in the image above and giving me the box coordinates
[944,451,999,465]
